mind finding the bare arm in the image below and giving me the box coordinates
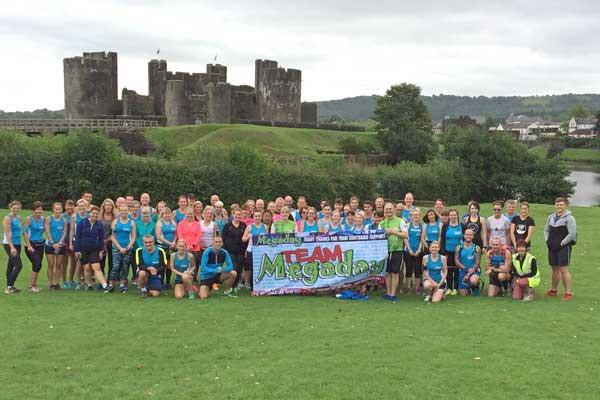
[525,225,535,244]
[510,222,517,249]
[242,224,252,243]
[480,217,487,248]
[23,217,32,250]
[3,216,14,249]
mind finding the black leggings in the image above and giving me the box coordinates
[25,241,45,273]
[101,242,113,277]
[230,253,244,287]
[3,244,23,286]
[445,250,459,290]
[159,246,172,286]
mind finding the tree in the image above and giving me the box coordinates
[546,140,565,159]
[440,126,574,202]
[596,110,600,129]
[568,103,589,119]
[373,83,434,164]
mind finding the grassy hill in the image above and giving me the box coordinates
[146,124,379,156]
[0,203,598,399]
[317,94,600,122]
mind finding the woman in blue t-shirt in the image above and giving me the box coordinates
[440,208,463,296]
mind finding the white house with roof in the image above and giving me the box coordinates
[494,114,564,141]
[568,117,597,133]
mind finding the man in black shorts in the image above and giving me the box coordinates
[544,197,577,301]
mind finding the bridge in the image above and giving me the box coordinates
[0,119,159,134]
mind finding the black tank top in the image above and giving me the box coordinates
[462,216,483,248]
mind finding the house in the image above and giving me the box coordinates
[568,117,598,133]
[494,114,563,141]
[434,115,478,134]
[568,128,598,139]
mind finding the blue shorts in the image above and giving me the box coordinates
[147,276,163,292]
[458,269,480,289]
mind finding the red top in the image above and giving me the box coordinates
[176,219,202,251]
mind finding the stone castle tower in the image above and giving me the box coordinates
[63,52,119,119]
[255,60,301,123]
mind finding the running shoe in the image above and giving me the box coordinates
[188,292,197,300]
[104,285,114,293]
[523,295,533,302]
[140,288,148,298]
[424,295,431,302]
[62,282,70,290]
[48,285,55,291]
[120,285,128,294]
[54,284,61,290]
[29,286,41,293]
[381,293,391,300]
[75,283,82,290]
[562,292,573,301]
[12,287,21,293]
[4,287,14,294]
[223,288,237,298]
[389,295,399,303]
[545,289,558,297]
[86,285,94,291]
[164,283,172,290]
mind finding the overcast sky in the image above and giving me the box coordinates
[2,0,600,111]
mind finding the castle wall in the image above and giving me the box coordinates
[207,82,232,123]
[64,52,119,119]
[301,102,318,123]
[255,59,301,123]
[122,88,154,116]
[231,85,257,122]
[165,80,193,126]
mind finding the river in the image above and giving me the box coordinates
[568,168,600,206]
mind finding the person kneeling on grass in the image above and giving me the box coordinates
[455,229,482,296]
[485,238,512,297]
[511,240,540,301]
[199,236,237,300]
[134,234,168,298]
[422,241,447,303]
[170,239,196,300]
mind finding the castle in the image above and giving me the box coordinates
[63,51,318,126]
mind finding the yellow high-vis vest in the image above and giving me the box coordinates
[512,253,540,288]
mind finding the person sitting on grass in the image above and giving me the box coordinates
[199,236,237,300]
[485,237,512,297]
[511,240,540,301]
[422,241,447,303]
[170,239,196,300]
[134,234,167,298]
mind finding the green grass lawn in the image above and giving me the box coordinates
[1,204,599,399]
[146,124,378,156]
[530,146,600,164]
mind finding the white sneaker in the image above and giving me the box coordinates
[523,295,533,302]
[424,295,431,302]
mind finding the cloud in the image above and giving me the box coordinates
[1,0,600,110]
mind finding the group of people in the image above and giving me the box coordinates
[2,191,577,303]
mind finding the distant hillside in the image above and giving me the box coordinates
[0,109,64,119]
[317,94,600,122]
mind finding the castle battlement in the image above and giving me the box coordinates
[65,51,313,125]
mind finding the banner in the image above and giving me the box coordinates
[251,231,388,296]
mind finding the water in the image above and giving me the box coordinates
[568,169,600,207]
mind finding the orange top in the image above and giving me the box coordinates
[176,219,202,251]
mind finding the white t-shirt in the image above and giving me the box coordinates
[487,215,511,245]
[199,220,215,249]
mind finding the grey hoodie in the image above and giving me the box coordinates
[544,209,577,247]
